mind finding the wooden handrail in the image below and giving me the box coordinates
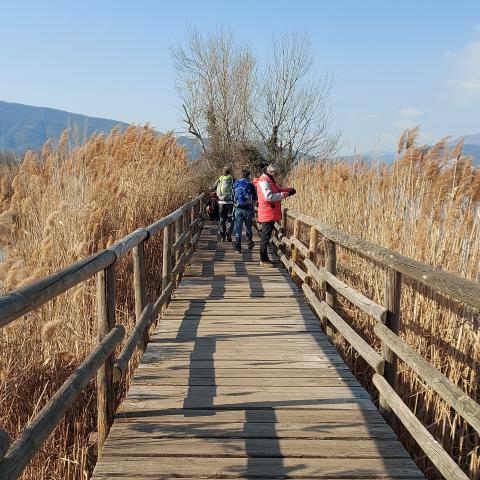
[113,303,153,382]
[147,194,203,236]
[270,208,480,479]
[0,193,205,328]
[374,322,480,434]
[302,283,384,374]
[0,250,116,328]
[284,208,480,309]
[0,430,9,463]
[0,325,125,480]
[373,374,469,480]
[0,194,205,480]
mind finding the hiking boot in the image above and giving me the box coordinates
[259,260,275,268]
[248,240,255,250]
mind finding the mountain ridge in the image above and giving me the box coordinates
[0,100,202,160]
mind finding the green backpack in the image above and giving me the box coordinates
[216,175,234,202]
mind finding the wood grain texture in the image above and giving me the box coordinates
[0,326,125,480]
[92,222,421,480]
[285,207,480,309]
[0,250,115,328]
[96,264,116,453]
[373,374,469,480]
[0,429,10,463]
[374,322,480,434]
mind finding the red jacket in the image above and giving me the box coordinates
[253,173,288,223]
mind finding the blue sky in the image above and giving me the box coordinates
[1,0,480,154]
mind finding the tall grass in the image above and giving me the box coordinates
[287,130,480,479]
[0,126,197,479]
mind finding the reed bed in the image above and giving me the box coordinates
[287,130,480,479]
[0,126,197,479]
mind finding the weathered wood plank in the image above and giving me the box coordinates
[93,456,424,479]
[108,421,397,439]
[93,223,422,480]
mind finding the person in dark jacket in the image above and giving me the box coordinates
[233,169,257,253]
[210,166,235,242]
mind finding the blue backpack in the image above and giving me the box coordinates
[234,178,252,207]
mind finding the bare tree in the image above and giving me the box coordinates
[171,27,256,168]
[253,32,340,173]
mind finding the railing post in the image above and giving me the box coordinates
[281,209,288,235]
[96,263,116,454]
[324,239,337,337]
[308,227,318,260]
[132,241,147,352]
[308,226,318,287]
[174,214,183,286]
[162,224,172,292]
[379,268,402,423]
[291,218,300,279]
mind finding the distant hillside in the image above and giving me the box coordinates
[345,135,480,166]
[0,100,203,160]
[0,101,129,152]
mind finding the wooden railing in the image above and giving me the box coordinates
[272,207,480,480]
[0,194,205,480]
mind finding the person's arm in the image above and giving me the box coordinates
[258,179,288,202]
[210,179,219,193]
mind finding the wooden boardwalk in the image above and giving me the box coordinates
[93,222,423,479]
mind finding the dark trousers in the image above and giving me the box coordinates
[218,204,234,238]
[260,221,275,261]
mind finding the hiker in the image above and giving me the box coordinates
[206,191,220,221]
[211,166,235,242]
[253,164,296,267]
[233,169,257,253]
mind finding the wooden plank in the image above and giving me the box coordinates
[114,408,388,424]
[135,367,354,378]
[101,437,410,458]
[108,421,397,439]
[93,222,422,480]
[93,456,424,479]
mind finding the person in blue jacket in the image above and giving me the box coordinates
[233,169,257,253]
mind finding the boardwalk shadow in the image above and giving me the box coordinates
[112,223,417,479]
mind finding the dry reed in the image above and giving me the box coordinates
[286,131,480,479]
[0,126,197,479]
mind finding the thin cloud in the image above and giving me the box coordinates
[393,119,419,129]
[446,40,480,96]
[397,107,422,117]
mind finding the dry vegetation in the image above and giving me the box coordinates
[287,129,480,479]
[0,126,198,479]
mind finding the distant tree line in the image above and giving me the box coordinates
[171,28,340,177]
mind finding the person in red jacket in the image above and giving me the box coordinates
[253,164,296,267]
